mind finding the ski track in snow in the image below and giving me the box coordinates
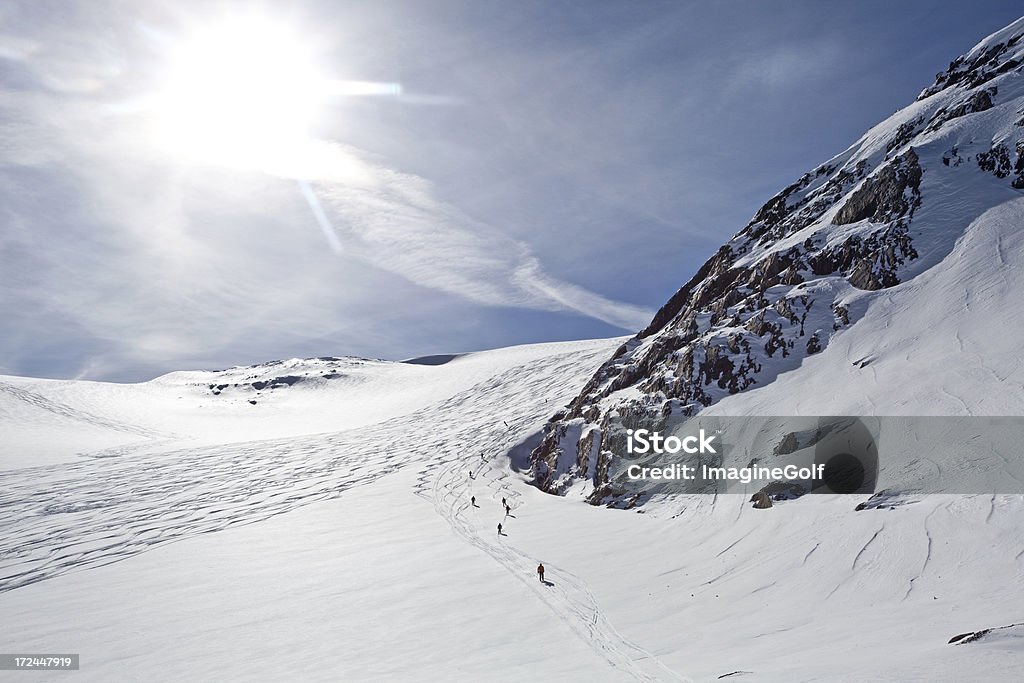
[420,455,686,682]
[0,348,603,591]
[0,382,169,440]
[904,506,936,601]
[851,526,884,571]
[0,342,683,680]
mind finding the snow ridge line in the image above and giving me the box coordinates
[0,345,615,593]
[0,381,172,439]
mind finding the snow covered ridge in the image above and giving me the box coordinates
[530,16,1024,505]
[0,340,621,470]
[151,356,381,402]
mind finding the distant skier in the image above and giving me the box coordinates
[469,470,474,480]
[471,495,476,506]
[537,563,545,583]
[497,523,503,535]
[505,504,511,516]
[501,497,507,507]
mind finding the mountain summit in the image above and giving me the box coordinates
[531,16,1024,505]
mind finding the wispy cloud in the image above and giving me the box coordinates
[0,3,652,379]
[724,38,844,94]
[302,141,653,326]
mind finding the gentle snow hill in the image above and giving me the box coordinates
[0,318,1021,680]
[0,338,623,471]
[3,410,1023,680]
[6,15,1024,683]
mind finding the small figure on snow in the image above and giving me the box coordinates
[537,563,545,583]
[471,495,476,506]
[497,523,503,535]
[505,504,511,516]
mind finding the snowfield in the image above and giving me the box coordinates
[1,338,1022,681]
[7,14,1024,683]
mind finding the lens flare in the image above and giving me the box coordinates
[151,15,329,168]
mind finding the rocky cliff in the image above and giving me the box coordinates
[529,17,1024,506]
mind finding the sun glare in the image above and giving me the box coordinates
[152,15,330,170]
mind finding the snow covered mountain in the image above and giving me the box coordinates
[531,17,1024,505]
[5,17,1024,683]
[6,336,1023,681]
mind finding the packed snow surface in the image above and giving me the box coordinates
[6,18,1024,683]
[1,338,1021,681]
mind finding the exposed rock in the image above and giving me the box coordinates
[833,150,922,226]
[977,142,1012,178]
[528,26,1024,504]
[919,33,1022,100]
[773,432,799,456]
[948,622,1024,645]
[925,88,996,133]
[887,116,924,154]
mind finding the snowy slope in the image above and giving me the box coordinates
[0,339,620,470]
[5,16,1024,683]
[530,16,1024,503]
[1,340,1021,680]
[709,196,1024,416]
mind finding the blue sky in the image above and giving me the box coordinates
[1,1,1021,381]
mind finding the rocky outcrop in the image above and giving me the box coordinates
[919,33,1021,100]
[948,623,1024,645]
[530,150,929,502]
[528,18,1024,506]
[833,150,922,225]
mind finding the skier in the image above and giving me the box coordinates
[505,504,511,516]
[471,495,476,506]
[501,497,507,507]
[469,470,474,480]
[497,523,503,535]
[537,563,545,583]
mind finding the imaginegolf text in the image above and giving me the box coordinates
[626,463,826,484]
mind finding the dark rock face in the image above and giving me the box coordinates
[530,149,928,504]
[925,87,996,134]
[976,139,1024,188]
[948,622,1024,645]
[918,34,1021,100]
[833,150,922,226]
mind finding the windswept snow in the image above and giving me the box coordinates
[708,196,1024,416]
[0,340,620,470]
[2,337,1022,681]
[6,13,1024,682]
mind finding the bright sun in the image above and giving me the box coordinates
[152,15,330,170]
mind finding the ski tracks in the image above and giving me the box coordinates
[0,346,613,593]
[0,342,683,678]
[425,455,687,682]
